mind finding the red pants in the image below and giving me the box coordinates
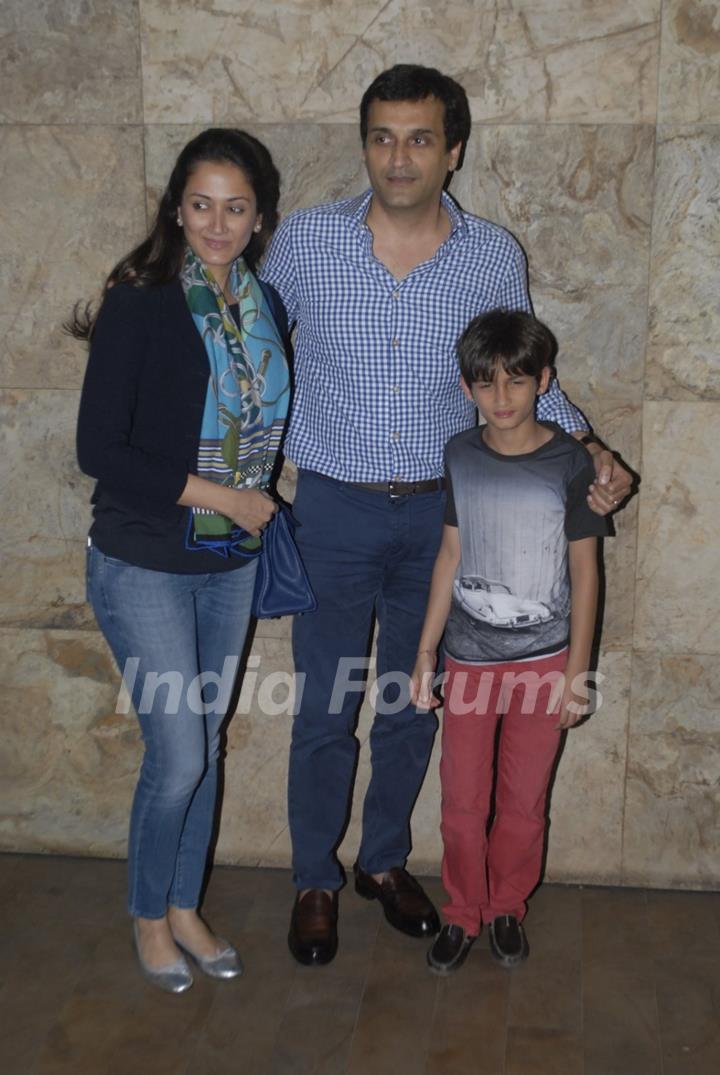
[440,650,567,935]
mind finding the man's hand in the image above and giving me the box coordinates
[587,449,633,515]
[574,433,635,516]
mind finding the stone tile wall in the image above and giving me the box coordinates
[1,1,718,888]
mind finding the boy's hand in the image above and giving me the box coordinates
[556,672,590,729]
[410,650,440,709]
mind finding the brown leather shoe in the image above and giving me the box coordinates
[354,865,440,938]
[287,890,338,966]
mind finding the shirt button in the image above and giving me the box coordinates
[391,385,400,393]
[392,291,400,300]
[392,338,399,348]
[392,432,401,441]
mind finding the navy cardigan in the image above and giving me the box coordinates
[76,277,290,572]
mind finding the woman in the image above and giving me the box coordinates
[73,129,290,993]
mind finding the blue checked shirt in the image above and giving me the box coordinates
[261,190,587,482]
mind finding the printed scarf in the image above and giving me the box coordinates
[180,248,289,556]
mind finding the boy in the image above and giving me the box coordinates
[410,309,607,974]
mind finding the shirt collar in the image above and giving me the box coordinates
[345,188,467,242]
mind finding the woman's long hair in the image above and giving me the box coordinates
[67,128,281,340]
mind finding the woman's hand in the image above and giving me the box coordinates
[178,476,278,536]
[225,488,277,536]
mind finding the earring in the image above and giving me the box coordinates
[253,223,261,233]
[176,214,183,227]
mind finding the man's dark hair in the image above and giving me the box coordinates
[359,64,471,166]
[457,309,557,386]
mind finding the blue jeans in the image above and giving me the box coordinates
[87,544,257,918]
[289,471,444,890]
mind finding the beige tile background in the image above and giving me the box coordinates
[1,0,718,888]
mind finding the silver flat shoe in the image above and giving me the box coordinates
[133,923,194,994]
[175,937,244,980]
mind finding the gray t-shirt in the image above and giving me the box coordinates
[444,422,607,664]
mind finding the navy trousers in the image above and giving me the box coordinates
[289,469,445,890]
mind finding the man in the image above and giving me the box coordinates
[261,64,631,966]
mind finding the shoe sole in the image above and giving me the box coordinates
[354,877,440,938]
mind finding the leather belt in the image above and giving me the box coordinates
[349,478,445,498]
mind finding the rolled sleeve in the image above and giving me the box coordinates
[537,375,589,433]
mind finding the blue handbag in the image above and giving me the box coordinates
[252,503,317,618]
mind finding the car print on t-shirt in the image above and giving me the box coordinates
[453,575,553,629]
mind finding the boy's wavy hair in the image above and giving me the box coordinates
[457,309,558,386]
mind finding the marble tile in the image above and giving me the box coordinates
[569,398,641,651]
[139,1,660,125]
[634,402,720,653]
[208,616,441,872]
[453,124,655,405]
[143,124,368,225]
[646,126,720,400]
[0,628,296,867]
[238,640,444,872]
[659,0,720,123]
[0,1,142,124]
[0,632,635,884]
[230,642,635,880]
[216,636,296,866]
[337,650,634,882]
[545,650,630,885]
[0,126,147,389]
[0,627,298,864]
[400,708,443,873]
[622,651,720,888]
[0,391,95,630]
[328,657,445,875]
[0,628,137,856]
[441,1,661,125]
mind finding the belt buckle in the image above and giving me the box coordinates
[388,479,418,500]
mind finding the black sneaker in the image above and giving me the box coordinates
[427,924,476,976]
[488,915,529,967]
